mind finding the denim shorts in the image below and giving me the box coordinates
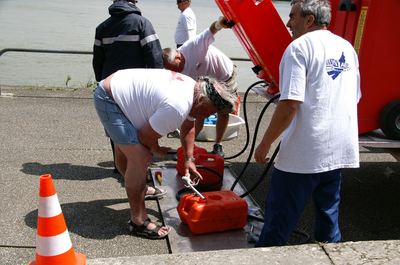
[93,83,139,145]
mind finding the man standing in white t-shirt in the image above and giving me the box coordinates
[164,17,239,157]
[93,68,236,239]
[174,0,197,48]
[254,0,361,247]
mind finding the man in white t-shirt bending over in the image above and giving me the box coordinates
[164,16,239,157]
[93,68,236,239]
[175,0,196,48]
[254,0,361,247]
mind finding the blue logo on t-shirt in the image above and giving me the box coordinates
[326,52,351,80]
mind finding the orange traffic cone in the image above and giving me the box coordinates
[29,174,86,265]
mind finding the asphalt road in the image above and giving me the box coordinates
[0,86,399,264]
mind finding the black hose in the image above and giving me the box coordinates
[224,80,266,160]
[189,80,310,244]
[230,89,280,191]
[175,166,224,201]
[239,142,280,198]
[248,213,311,244]
[227,82,310,244]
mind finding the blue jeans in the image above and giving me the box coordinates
[256,167,342,247]
[93,84,139,145]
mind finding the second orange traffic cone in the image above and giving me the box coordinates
[29,174,86,265]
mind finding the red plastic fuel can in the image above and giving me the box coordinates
[176,146,224,191]
[176,145,207,177]
[177,190,248,235]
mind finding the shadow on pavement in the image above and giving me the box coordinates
[20,161,123,184]
[24,198,162,239]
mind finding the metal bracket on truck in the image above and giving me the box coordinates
[359,130,400,149]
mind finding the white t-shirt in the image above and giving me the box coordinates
[174,7,197,45]
[276,30,361,173]
[110,69,195,136]
[179,28,233,81]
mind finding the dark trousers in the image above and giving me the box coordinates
[256,167,342,247]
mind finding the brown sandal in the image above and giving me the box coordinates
[128,219,171,240]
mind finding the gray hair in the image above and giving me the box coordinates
[113,0,137,3]
[162,48,178,65]
[197,77,237,114]
[291,0,331,26]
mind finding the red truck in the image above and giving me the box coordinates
[216,0,400,143]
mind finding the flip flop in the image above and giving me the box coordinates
[145,186,167,200]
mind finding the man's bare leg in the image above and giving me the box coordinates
[215,112,229,144]
[213,112,229,156]
[115,144,165,197]
[195,117,205,138]
[115,143,170,236]
[114,146,127,176]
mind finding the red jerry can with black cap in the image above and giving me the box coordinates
[177,190,248,235]
[176,146,224,191]
[215,0,292,94]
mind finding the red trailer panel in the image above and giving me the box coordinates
[215,0,291,93]
[330,0,400,138]
[218,0,400,139]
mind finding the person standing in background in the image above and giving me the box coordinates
[174,0,197,48]
[93,0,163,81]
[92,0,166,199]
[254,0,361,247]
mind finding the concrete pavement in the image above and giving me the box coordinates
[0,86,399,264]
[88,240,400,265]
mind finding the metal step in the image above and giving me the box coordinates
[150,167,263,253]
[359,130,400,148]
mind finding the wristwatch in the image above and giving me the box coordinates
[185,157,195,162]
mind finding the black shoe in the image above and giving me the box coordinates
[128,218,171,240]
[167,129,180,138]
[211,143,225,157]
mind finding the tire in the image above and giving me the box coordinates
[379,100,400,140]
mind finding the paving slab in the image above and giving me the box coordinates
[87,244,332,265]
[324,240,400,265]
